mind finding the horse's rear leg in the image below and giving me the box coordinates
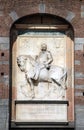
[28,78,35,99]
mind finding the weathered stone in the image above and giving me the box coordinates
[75,92,83,96]
[3,75,9,86]
[0,61,9,65]
[75,60,80,65]
[76,127,84,130]
[0,99,9,130]
[81,5,84,18]
[0,37,9,44]
[0,43,9,50]
[0,11,4,16]
[75,44,83,51]
[66,11,75,22]
[75,72,84,78]
[39,3,45,13]
[75,105,84,127]
[0,99,9,105]
[75,85,84,89]
[81,12,84,18]
[9,11,19,21]
[75,38,84,44]
[81,5,84,11]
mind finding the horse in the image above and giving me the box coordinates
[17,55,67,99]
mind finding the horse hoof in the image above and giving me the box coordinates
[31,94,35,99]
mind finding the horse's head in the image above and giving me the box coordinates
[17,55,27,72]
[17,55,36,72]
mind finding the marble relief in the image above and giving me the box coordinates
[13,33,67,100]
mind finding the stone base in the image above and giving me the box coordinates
[10,100,72,129]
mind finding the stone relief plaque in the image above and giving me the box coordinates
[13,32,67,100]
[12,31,74,125]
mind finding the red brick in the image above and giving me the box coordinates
[0,64,9,76]
[75,96,84,105]
[75,64,84,73]
[75,78,84,85]
[75,50,84,61]
[0,50,9,61]
[0,83,9,99]
[75,88,84,93]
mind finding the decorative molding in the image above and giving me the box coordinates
[15,24,69,30]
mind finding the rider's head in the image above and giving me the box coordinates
[41,43,47,51]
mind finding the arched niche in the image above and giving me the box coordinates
[9,13,74,129]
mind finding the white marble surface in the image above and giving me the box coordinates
[13,32,67,100]
[16,103,68,122]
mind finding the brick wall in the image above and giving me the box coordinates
[0,0,84,130]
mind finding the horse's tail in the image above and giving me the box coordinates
[60,68,67,89]
[60,68,67,80]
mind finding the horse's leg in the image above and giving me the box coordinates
[28,78,35,98]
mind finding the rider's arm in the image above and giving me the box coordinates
[46,51,53,65]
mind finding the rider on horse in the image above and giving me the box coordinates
[33,43,53,80]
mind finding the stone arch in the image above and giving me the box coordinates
[10,12,74,26]
[9,8,75,27]
[10,13,74,40]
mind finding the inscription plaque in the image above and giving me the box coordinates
[15,101,68,123]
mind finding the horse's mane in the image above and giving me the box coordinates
[23,55,36,67]
[18,55,35,61]
[26,55,35,61]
